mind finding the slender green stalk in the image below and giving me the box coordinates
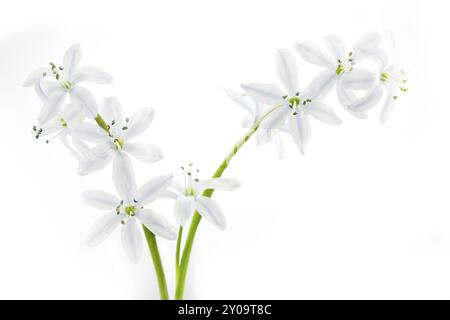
[94,114,170,300]
[143,226,170,300]
[176,227,183,277]
[175,106,282,299]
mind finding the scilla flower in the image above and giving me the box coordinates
[23,43,113,125]
[83,153,177,263]
[167,164,241,229]
[242,49,342,155]
[73,97,164,175]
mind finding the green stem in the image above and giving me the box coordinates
[94,114,170,300]
[176,227,183,277]
[174,106,282,299]
[143,226,170,300]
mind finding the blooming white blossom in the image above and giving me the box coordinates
[223,88,285,158]
[23,43,113,126]
[342,41,407,123]
[242,49,342,155]
[73,97,164,175]
[294,32,382,118]
[83,153,177,263]
[166,164,241,230]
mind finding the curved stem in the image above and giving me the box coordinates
[175,106,282,299]
[143,226,170,300]
[95,114,170,300]
[176,227,183,277]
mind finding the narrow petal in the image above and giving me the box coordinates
[135,174,173,206]
[294,41,335,69]
[276,49,299,97]
[340,69,377,90]
[61,102,85,125]
[305,101,342,125]
[69,86,98,118]
[121,218,143,263]
[302,69,336,101]
[223,88,254,115]
[259,106,290,130]
[288,113,311,155]
[63,43,82,80]
[23,68,50,87]
[348,84,383,112]
[196,178,241,193]
[324,34,347,61]
[124,142,164,164]
[77,152,113,176]
[38,89,66,126]
[196,197,227,230]
[174,196,196,226]
[241,83,285,106]
[86,212,122,247]
[379,94,397,124]
[72,66,113,85]
[136,209,177,240]
[72,122,109,143]
[100,97,124,124]
[125,108,154,141]
[81,190,120,210]
[355,47,388,69]
[354,31,381,49]
[336,81,368,119]
[274,134,285,159]
[112,152,137,204]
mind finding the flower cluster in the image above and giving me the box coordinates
[25,32,406,298]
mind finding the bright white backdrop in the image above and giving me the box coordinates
[1,0,447,299]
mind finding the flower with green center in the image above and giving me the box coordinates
[23,43,113,126]
[72,97,164,176]
[82,153,177,263]
[164,164,241,229]
[241,49,342,155]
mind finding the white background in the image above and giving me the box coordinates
[0,0,447,299]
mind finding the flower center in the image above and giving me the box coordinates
[284,93,312,115]
[47,62,72,90]
[335,52,355,75]
[380,69,408,99]
[181,163,200,196]
[124,205,137,216]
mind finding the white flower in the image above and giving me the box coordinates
[82,153,177,263]
[24,43,113,125]
[73,97,164,175]
[241,49,342,155]
[167,164,241,230]
[223,88,285,158]
[342,41,407,123]
[294,32,382,118]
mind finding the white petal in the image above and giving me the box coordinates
[274,134,285,159]
[354,31,381,49]
[72,122,109,143]
[125,108,154,141]
[121,218,143,263]
[81,190,120,210]
[136,209,177,240]
[336,81,368,119]
[302,69,336,101]
[305,101,342,125]
[276,49,299,97]
[256,128,273,145]
[124,142,164,164]
[159,190,179,200]
[340,69,377,90]
[38,89,66,126]
[223,88,254,115]
[241,83,285,106]
[259,106,290,130]
[135,174,173,206]
[86,212,122,247]
[69,86,98,118]
[112,152,137,204]
[348,84,383,112]
[324,34,347,61]
[288,113,311,155]
[63,43,82,80]
[174,196,196,227]
[355,47,388,69]
[379,94,397,124]
[100,96,124,124]
[77,152,113,176]
[61,103,85,125]
[196,178,241,193]
[23,68,50,87]
[294,41,335,69]
[72,66,113,85]
[196,197,227,230]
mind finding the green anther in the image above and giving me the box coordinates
[60,118,68,128]
[336,64,346,75]
[288,96,300,106]
[62,81,72,90]
[125,206,136,216]
[380,72,390,82]
[114,138,124,150]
